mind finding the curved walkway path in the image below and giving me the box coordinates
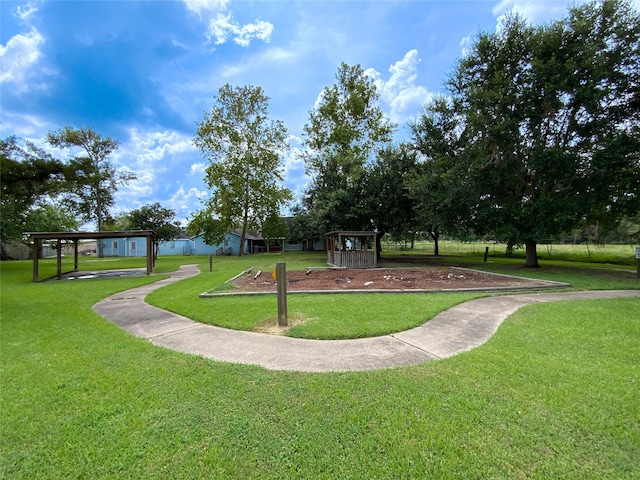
[93,265,640,372]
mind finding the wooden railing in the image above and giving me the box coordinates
[327,250,376,268]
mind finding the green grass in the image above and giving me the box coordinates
[175,292,481,339]
[2,252,639,478]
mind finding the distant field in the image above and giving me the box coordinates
[382,240,638,265]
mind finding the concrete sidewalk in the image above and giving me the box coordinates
[93,264,640,372]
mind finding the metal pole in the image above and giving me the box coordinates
[276,262,288,326]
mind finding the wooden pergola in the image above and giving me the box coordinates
[27,230,156,282]
[326,231,377,268]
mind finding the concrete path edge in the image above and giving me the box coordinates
[93,264,640,372]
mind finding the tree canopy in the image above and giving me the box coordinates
[299,63,395,234]
[410,0,640,266]
[127,202,181,257]
[47,126,135,256]
[0,137,68,258]
[191,84,292,255]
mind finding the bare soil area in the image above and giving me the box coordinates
[231,267,551,292]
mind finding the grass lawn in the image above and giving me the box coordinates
[1,252,639,478]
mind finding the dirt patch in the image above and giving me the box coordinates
[231,267,551,292]
[253,313,307,335]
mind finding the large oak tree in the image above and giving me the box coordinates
[413,0,639,267]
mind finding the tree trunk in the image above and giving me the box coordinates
[97,204,104,258]
[429,227,440,256]
[376,233,383,261]
[524,239,540,268]
[239,225,246,257]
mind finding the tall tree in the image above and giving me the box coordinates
[192,84,292,256]
[300,63,395,233]
[409,97,476,255]
[47,126,135,257]
[362,145,417,257]
[0,137,67,258]
[424,0,640,267]
[127,202,181,259]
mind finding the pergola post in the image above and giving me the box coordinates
[56,241,62,278]
[32,238,40,283]
[146,233,154,275]
[74,240,79,272]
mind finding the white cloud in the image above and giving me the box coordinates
[492,0,591,28]
[116,169,155,202]
[0,111,51,138]
[181,0,274,48]
[0,2,57,94]
[189,162,207,176]
[120,128,197,169]
[15,1,40,22]
[208,13,274,47]
[366,50,433,125]
[182,0,228,18]
[109,127,201,212]
[169,186,210,224]
[0,28,45,91]
[459,35,473,58]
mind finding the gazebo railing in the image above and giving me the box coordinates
[330,250,376,268]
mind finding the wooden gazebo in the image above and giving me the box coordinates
[27,230,156,282]
[326,231,377,268]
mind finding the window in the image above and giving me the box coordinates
[112,241,118,250]
[130,241,136,251]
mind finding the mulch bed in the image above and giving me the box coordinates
[230,267,551,292]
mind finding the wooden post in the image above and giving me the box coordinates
[32,238,40,283]
[146,235,153,275]
[276,262,287,326]
[209,253,213,272]
[74,240,79,272]
[484,246,489,262]
[56,241,62,278]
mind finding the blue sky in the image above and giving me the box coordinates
[1,0,623,226]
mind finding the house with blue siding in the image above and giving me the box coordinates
[157,234,195,256]
[101,236,148,257]
[194,230,263,256]
[100,217,326,257]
